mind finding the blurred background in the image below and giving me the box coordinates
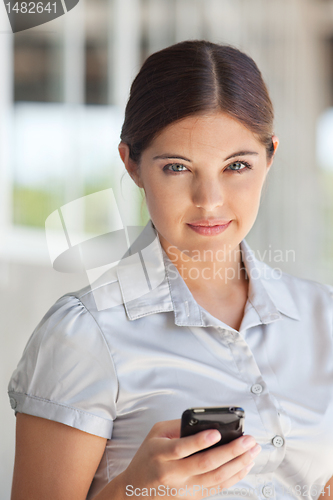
[1,0,333,497]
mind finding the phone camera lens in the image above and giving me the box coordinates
[189,418,198,426]
[229,406,235,412]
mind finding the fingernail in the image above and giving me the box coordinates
[243,461,255,473]
[241,436,256,449]
[250,444,262,457]
[206,430,221,443]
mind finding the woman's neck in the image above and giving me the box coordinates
[160,238,248,300]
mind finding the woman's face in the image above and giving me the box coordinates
[119,111,278,260]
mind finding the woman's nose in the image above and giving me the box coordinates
[192,178,224,211]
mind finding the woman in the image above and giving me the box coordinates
[8,40,333,499]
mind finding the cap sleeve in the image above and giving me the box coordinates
[7,294,118,439]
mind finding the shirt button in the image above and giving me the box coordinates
[251,383,263,394]
[272,435,284,447]
[262,485,275,498]
[10,397,17,409]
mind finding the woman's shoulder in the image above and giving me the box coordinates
[30,290,104,343]
[8,288,118,438]
[278,267,333,301]
[242,238,333,319]
[46,259,128,329]
[258,256,333,324]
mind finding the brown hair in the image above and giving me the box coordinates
[120,39,275,165]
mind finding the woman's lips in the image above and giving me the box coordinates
[187,220,232,236]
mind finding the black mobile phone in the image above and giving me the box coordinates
[180,406,245,455]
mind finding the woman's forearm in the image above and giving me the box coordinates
[321,475,333,498]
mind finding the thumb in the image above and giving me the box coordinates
[150,419,182,440]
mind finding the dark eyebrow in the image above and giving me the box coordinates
[152,151,259,162]
[152,154,192,162]
[224,151,259,161]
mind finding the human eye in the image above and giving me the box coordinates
[162,163,189,174]
[226,160,253,174]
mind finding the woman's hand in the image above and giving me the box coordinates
[117,419,261,500]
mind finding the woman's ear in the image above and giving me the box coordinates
[272,135,279,154]
[267,135,279,170]
[118,141,144,189]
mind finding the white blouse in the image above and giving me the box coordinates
[8,219,333,500]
